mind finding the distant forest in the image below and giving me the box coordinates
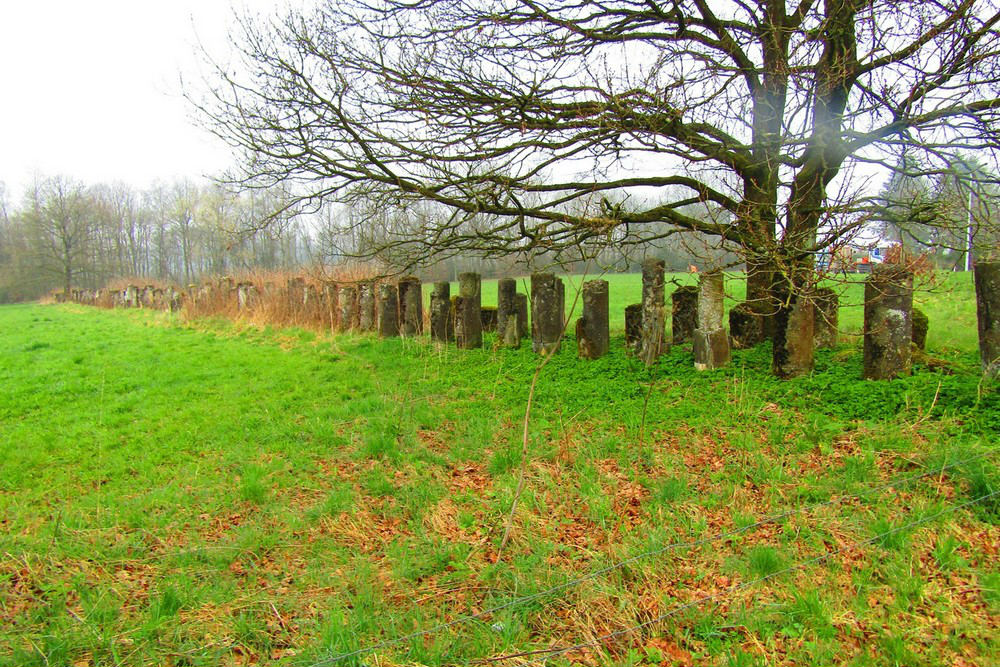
[0,176,741,302]
[1,164,995,302]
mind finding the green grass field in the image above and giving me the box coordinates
[1,272,997,667]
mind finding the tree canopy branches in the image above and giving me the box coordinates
[192,0,1000,274]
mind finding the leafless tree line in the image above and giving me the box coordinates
[0,176,314,301]
[0,174,750,302]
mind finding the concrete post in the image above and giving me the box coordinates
[503,312,521,349]
[813,287,839,349]
[556,278,566,330]
[863,265,913,380]
[324,282,339,331]
[358,282,377,332]
[456,273,482,349]
[515,293,529,339]
[912,307,928,351]
[480,307,498,333]
[639,259,666,365]
[576,279,609,359]
[530,273,561,354]
[693,270,730,370]
[339,285,358,332]
[772,287,814,379]
[429,282,453,342]
[497,278,517,342]
[625,303,642,355]
[973,261,1000,379]
[398,277,423,336]
[671,285,698,345]
[728,302,765,349]
[378,284,400,337]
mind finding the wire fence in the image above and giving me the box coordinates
[314,447,997,667]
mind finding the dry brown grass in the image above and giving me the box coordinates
[65,263,386,332]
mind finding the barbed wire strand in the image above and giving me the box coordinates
[514,488,999,666]
[316,447,997,666]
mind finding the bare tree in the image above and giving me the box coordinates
[193,0,1000,373]
[20,176,96,297]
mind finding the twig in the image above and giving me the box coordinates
[499,263,591,556]
[907,379,942,430]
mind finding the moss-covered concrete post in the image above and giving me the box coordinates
[576,279,609,359]
[813,288,839,349]
[456,272,482,349]
[358,282,377,332]
[515,293,529,339]
[640,258,666,365]
[671,285,698,345]
[625,303,642,355]
[398,277,423,336]
[772,287,814,379]
[530,273,561,354]
[429,282,453,342]
[974,261,1000,379]
[863,265,913,380]
[497,278,517,344]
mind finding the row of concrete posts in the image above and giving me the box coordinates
[61,261,1000,380]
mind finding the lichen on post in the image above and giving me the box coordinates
[863,264,913,380]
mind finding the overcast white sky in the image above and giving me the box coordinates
[0,0,282,201]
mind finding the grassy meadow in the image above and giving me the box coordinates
[1,271,997,667]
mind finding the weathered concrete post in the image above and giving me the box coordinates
[911,307,928,351]
[625,303,642,355]
[728,302,765,349]
[480,307,498,333]
[515,293,529,339]
[324,282,339,330]
[693,270,730,371]
[639,258,667,365]
[671,286,698,345]
[377,284,399,337]
[813,288,839,349]
[398,277,423,336]
[287,277,304,316]
[772,286,814,379]
[455,273,483,349]
[531,273,562,354]
[576,280,609,359]
[237,283,256,310]
[339,285,358,332]
[429,282,453,342]
[168,288,182,313]
[556,278,566,329]
[127,285,139,308]
[502,311,521,349]
[497,279,517,343]
[863,265,913,380]
[358,282,377,332]
[974,261,1000,379]
[731,275,779,348]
